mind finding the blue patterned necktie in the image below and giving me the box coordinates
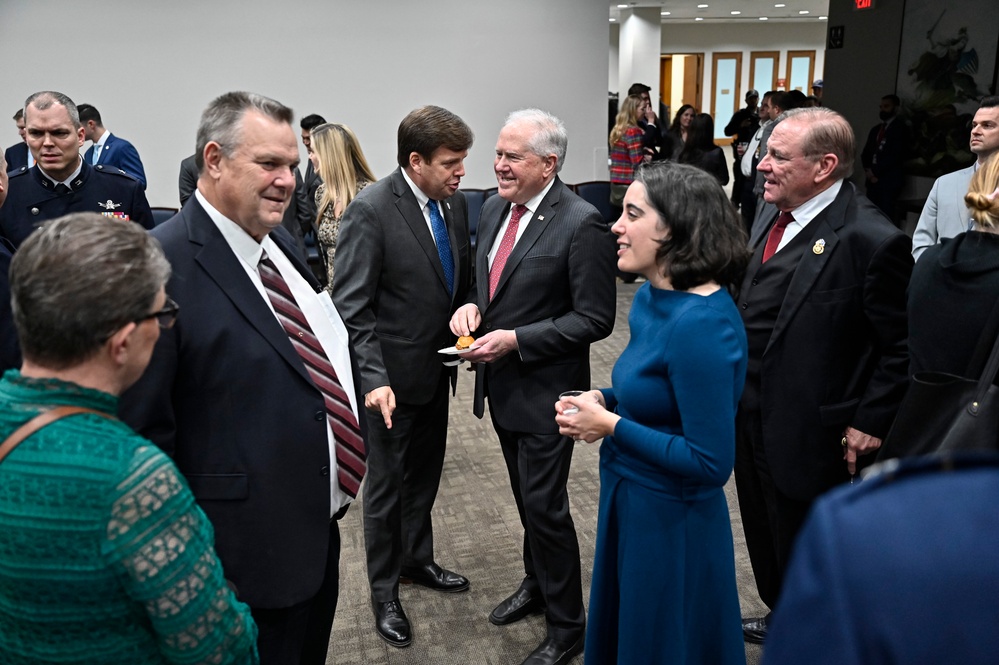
[428,199,454,294]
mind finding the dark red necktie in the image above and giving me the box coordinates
[489,204,528,300]
[258,251,366,497]
[762,212,795,263]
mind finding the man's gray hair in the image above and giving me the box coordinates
[505,108,568,173]
[24,91,81,129]
[195,91,294,171]
[777,107,856,180]
[10,213,171,369]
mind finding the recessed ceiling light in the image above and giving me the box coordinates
[775,3,785,6]
[610,18,616,22]
[617,4,628,7]
[661,10,671,15]
[731,10,741,14]
[695,16,704,20]
[819,15,828,20]
[697,3,709,7]
[799,10,809,13]
[759,16,769,20]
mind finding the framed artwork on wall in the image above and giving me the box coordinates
[897,3,999,177]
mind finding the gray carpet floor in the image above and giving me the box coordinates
[326,281,767,664]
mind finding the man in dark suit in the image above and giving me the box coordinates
[3,108,31,171]
[0,91,153,248]
[450,109,616,665]
[178,153,198,206]
[300,113,326,226]
[332,105,473,649]
[762,454,999,665]
[735,107,912,644]
[78,103,147,188]
[119,91,366,665]
[861,94,910,219]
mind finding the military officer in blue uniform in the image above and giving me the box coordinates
[0,91,152,249]
[762,453,999,665]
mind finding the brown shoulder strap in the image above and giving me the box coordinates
[0,406,116,465]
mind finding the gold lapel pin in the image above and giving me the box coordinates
[813,239,826,255]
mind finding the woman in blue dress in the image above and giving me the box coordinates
[556,161,750,664]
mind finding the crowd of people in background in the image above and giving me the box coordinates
[1,82,999,665]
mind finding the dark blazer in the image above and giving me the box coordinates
[84,133,147,188]
[4,142,28,171]
[178,154,198,206]
[0,162,154,248]
[332,168,471,403]
[471,178,616,432]
[763,454,999,665]
[861,118,909,181]
[119,197,365,609]
[741,183,912,501]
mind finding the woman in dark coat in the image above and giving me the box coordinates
[678,113,730,186]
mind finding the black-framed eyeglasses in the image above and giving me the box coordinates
[136,296,180,330]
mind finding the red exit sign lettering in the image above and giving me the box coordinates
[854,0,874,9]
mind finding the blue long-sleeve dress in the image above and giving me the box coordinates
[585,284,747,665]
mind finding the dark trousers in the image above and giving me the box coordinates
[491,415,585,644]
[252,518,342,665]
[363,372,450,602]
[733,407,812,611]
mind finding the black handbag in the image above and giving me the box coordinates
[879,310,999,460]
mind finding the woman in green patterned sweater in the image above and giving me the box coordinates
[0,213,258,665]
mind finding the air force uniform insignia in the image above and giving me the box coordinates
[98,199,122,210]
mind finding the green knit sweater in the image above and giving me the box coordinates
[0,371,258,664]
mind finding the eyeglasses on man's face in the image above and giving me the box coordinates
[136,296,180,330]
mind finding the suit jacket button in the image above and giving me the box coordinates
[320,466,330,476]
[31,207,40,216]
[741,303,748,310]
[752,279,758,286]
[315,410,325,421]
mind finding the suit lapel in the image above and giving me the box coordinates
[392,170,449,293]
[185,201,313,385]
[765,186,851,354]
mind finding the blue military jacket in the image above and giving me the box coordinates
[0,160,154,248]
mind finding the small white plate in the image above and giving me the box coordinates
[438,346,473,355]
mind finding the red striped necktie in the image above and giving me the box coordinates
[258,251,366,497]
[489,204,528,300]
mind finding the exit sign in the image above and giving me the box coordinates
[854,0,875,9]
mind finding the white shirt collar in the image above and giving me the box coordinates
[401,167,432,208]
[94,131,111,150]
[195,189,269,266]
[784,179,844,227]
[517,178,556,215]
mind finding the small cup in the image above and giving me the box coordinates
[559,390,585,415]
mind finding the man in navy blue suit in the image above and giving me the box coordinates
[763,454,999,665]
[120,91,365,665]
[78,103,147,188]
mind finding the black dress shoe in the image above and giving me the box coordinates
[742,612,771,644]
[521,635,584,665]
[399,561,469,593]
[489,586,543,626]
[373,600,411,648]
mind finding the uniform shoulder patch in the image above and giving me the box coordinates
[8,165,29,178]
[93,164,140,182]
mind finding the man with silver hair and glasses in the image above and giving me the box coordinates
[0,212,258,664]
[120,92,365,665]
[451,108,616,665]
[0,91,153,248]
[735,107,912,644]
